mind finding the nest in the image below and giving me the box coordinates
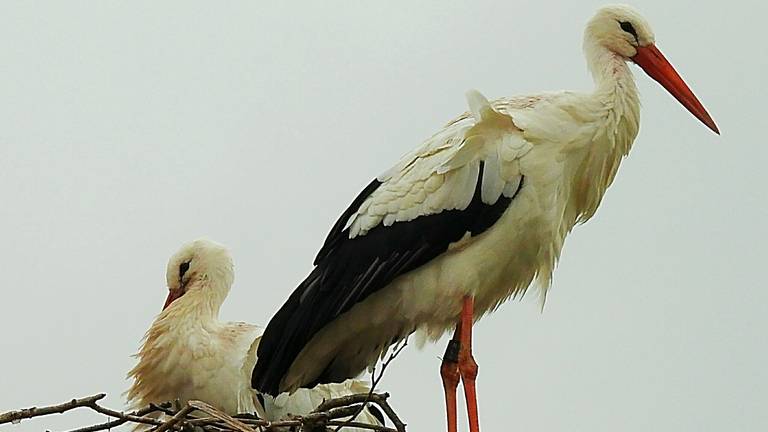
[0,392,406,432]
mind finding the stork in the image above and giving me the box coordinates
[126,239,383,430]
[251,5,718,432]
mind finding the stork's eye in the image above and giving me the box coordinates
[179,261,190,279]
[619,21,638,41]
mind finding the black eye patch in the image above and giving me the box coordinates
[619,21,639,41]
[179,261,190,280]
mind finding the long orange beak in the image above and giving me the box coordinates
[162,288,183,310]
[632,44,719,134]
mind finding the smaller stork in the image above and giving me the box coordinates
[126,239,383,430]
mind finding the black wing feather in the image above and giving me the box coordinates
[252,164,522,395]
[315,178,382,265]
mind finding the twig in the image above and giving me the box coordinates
[315,394,384,414]
[317,393,405,432]
[333,337,409,432]
[151,403,195,432]
[325,404,367,420]
[0,394,106,425]
[326,420,398,432]
[298,404,373,430]
[150,402,177,416]
[65,404,165,432]
[187,400,254,432]
[87,403,164,426]
[369,395,406,432]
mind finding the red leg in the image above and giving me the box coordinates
[459,296,480,432]
[441,326,461,432]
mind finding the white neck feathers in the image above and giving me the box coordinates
[566,39,640,224]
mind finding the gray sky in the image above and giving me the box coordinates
[1,1,765,431]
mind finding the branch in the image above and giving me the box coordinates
[0,394,106,425]
[327,420,399,432]
[331,337,409,432]
[369,394,406,432]
[65,403,167,432]
[151,403,194,432]
[187,400,254,432]
[87,403,165,427]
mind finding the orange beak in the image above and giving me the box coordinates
[632,44,719,134]
[162,288,184,310]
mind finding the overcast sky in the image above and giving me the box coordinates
[1,1,766,431]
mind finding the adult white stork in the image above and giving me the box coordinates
[126,239,383,430]
[251,5,718,432]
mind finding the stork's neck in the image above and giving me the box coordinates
[160,278,230,327]
[585,41,636,96]
[126,277,231,409]
[583,40,640,124]
[568,39,640,223]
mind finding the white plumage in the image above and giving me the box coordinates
[126,239,382,430]
[349,90,531,239]
[265,380,375,423]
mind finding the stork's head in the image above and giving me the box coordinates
[586,4,719,134]
[587,5,654,58]
[162,238,234,311]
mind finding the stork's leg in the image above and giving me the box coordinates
[440,326,461,432]
[459,295,480,432]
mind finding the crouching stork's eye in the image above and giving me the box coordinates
[179,262,190,280]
